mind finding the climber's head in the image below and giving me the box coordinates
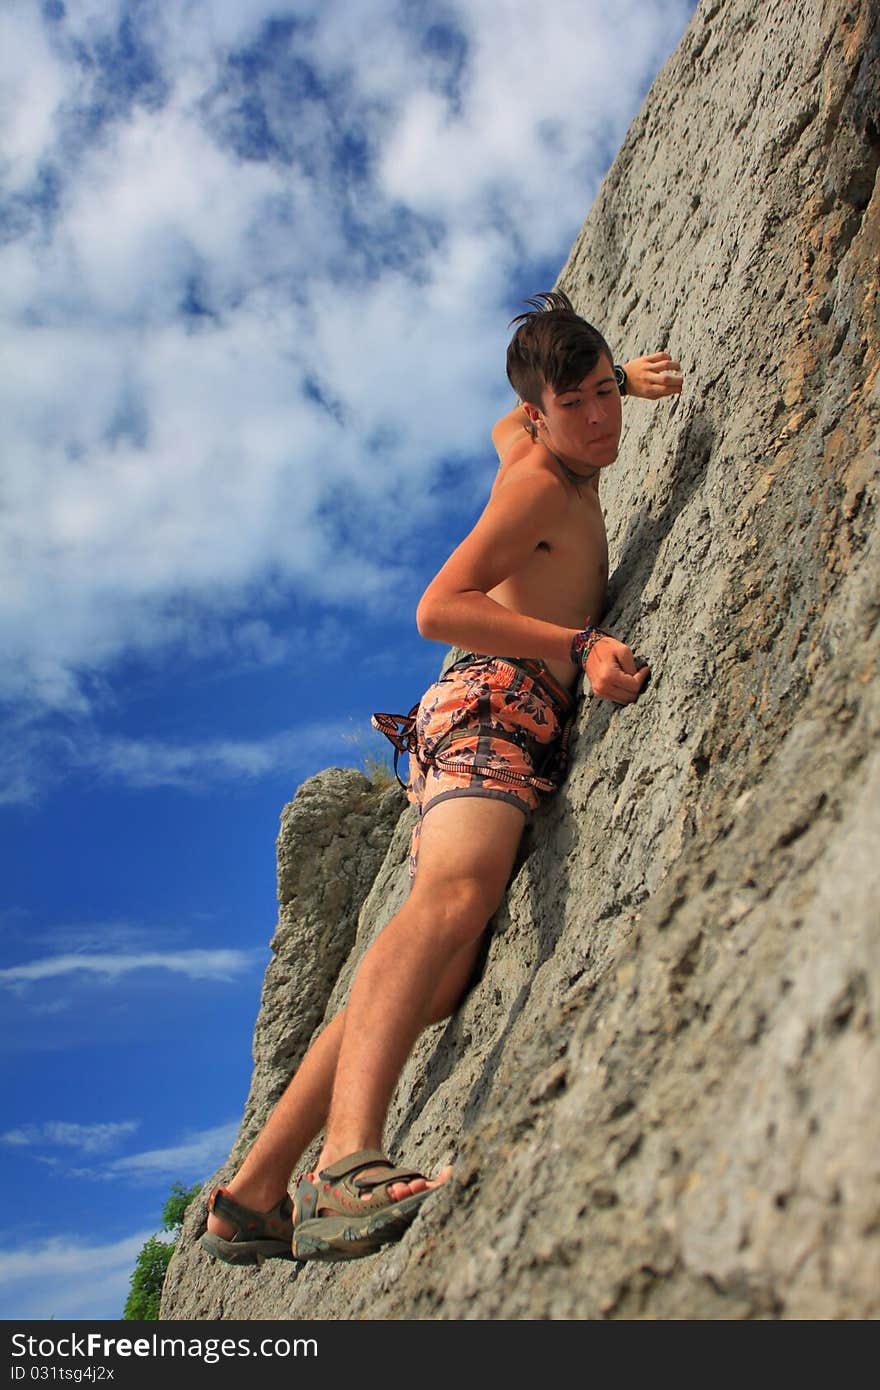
[506,289,613,411]
[506,290,622,469]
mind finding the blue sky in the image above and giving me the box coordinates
[0,0,696,1320]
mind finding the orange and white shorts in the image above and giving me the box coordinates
[373,654,577,877]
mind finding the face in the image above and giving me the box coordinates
[528,353,622,469]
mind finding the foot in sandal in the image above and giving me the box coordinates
[291,1148,449,1261]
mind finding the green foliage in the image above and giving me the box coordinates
[122,1181,200,1321]
[121,1236,174,1321]
[161,1181,200,1232]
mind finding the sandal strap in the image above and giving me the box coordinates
[208,1186,292,1240]
[317,1149,429,1191]
[318,1149,391,1181]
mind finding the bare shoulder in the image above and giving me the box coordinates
[484,452,571,539]
[491,441,565,500]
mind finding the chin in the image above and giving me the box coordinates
[585,444,619,468]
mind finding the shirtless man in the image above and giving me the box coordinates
[201,290,682,1264]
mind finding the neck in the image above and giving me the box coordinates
[540,438,600,492]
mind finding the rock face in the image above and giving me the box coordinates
[162,0,879,1320]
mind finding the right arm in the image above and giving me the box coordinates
[416,470,578,664]
[416,472,647,703]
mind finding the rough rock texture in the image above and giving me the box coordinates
[162,0,879,1320]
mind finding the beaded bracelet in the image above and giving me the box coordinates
[570,624,612,669]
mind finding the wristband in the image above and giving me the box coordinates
[570,623,616,670]
[570,624,603,668]
[570,623,593,665]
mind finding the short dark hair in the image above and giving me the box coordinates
[506,289,612,409]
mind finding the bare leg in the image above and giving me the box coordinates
[316,796,525,1199]
[205,1011,345,1237]
[205,830,500,1241]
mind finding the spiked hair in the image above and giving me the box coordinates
[506,289,612,409]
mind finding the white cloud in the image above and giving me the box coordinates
[1,0,695,724]
[102,1119,239,1181]
[1,1113,235,1188]
[0,713,362,805]
[0,948,259,989]
[0,723,56,806]
[0,1117,239,1315]
[1,1120,140,1155]
[0,1229,158,1321]
[60,101,288,318]
[85,727,335,786]
[376,0,678,253]
[0,10,67,192]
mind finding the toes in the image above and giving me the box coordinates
[353,1166,453,1204]
[387,1181,413,1201]
[387,1172,449,1200]
[386,1179,427,1200]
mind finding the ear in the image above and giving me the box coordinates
[522,400,543,431]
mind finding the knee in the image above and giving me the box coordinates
[414,875,499,952]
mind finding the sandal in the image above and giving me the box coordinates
[291,1148,437,1261]
[198,1187,295,1266]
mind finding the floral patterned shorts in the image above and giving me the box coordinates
[401,655,576,877]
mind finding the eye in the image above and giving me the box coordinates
[561,399,580,408]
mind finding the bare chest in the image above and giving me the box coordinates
[490,489,609,629]
[542,491,608,578]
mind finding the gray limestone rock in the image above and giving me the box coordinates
[162,0,879,1320]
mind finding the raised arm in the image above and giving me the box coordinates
[490,402,534,463]
[620,351,683,399]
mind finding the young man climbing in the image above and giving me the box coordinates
[201,290,682,1264]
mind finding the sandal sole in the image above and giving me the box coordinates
[198,1231,294,1266]
[292,1188,435,1262]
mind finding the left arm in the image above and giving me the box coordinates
[491,402,534,463]
[620,351,683,399]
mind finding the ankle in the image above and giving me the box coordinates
[224,1174,289,1211]
[317,1137,383,1173]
